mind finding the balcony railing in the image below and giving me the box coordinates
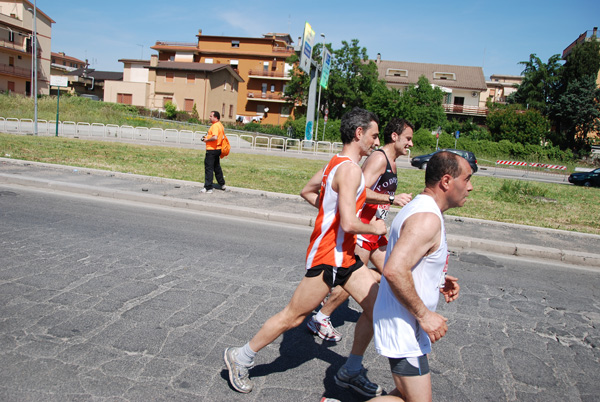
[272,45,295,53]
[0,63,32,79]
[248,69,291,79]
[247,91,289,102]
[443,104,488,116]
[0,39,32,54]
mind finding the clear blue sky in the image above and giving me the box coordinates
[41,0,599,78]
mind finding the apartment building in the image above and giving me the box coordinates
[104,55,241,121]
[0,0,53,95]
[374,54,488,117]
[51,51,86,71]
[151,30,295,126]
[481,74,523,107]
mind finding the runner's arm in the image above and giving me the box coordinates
[301,167,324,208]
[362,152,412,206]
[335,163,386,236]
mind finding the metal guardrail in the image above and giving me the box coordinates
[0,117,343,155]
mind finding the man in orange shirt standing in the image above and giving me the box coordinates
[201,111,226,194]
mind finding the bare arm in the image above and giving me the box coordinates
[334,162,386,236]
[383,212,448,343]
[300,167,325,208]
[362,152,412,206]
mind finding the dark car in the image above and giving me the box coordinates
[568,168,600,187]
[411,148,478,173]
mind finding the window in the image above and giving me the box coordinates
[187,73,195,83]
[257,104,267,114]
[222,103,225,116]
[229,104,234,118]
[165,72,174,82]
[205,58,213,64]
[270,84,275,93]
[230,59,239,72]
[261,83,267,97]
[433,72,456,81]
[7,81,15,92]
[281,105,291,117]
[8,31,14,42]
[163,97,173,107]
[386,68,408,77]
[117,93,133,105]
[9,56,14,67]
[184,99,194,112]
[231,40,240,48]
[263,62,269,72]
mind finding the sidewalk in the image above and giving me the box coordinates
[1,157,599,269]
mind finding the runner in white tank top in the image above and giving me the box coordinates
[373,194,447,358]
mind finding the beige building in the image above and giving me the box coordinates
[481,74,523,107]
[104,55,242,122]
[0,0,53,96]
[151,30,295,126]
[373,55,488,116]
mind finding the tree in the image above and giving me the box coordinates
[560,38,600,86]
[551,75,600,153]
[363,81,401,126]
[322,39,381,119]
[396,75,446,130]
[510,54,562,113]
[486,104,550,145]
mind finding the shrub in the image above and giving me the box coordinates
[164,101,177,120]
[493,180,549,204]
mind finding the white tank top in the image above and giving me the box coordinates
[373,194,448,358]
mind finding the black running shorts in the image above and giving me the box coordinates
[305,256,364,287]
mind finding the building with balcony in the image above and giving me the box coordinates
[481,74,523,106]
[0,0,53,96]
[151,30,295,126]
[373,54,488,117]
[51,51,86,72]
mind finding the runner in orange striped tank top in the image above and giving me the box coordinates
[224,108,388,398]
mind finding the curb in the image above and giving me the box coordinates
[0,173,315,228]
[1,166,599,270]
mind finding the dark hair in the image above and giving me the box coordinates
[425,151,463,186]
[340,107,379,144]
[383,118,415,144]
[211,111,220,120]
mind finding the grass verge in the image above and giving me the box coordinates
[1,133,599,234]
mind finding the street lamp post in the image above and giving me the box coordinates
[32,1,38,135]
[315,33,325,142]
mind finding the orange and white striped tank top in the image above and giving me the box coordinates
[305,155,366,269]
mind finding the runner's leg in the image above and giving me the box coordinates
[249,273,330,352]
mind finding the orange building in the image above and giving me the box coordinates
[151,30,295,126]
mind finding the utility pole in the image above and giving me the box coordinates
[315,33,325,141]
[33,0,38,136]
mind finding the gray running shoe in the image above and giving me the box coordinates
[307,316,342,342]
[334,366,382,397]
[223,347,253,393]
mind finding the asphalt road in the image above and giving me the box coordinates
[1,186,599,401]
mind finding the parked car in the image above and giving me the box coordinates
[411,149,478,173]
[568,168,600,187]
